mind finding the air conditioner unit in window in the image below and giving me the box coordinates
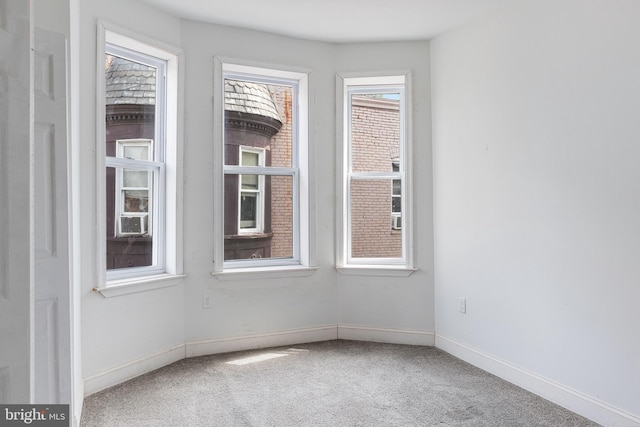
[392,215,402,230]
[120,215,145,235]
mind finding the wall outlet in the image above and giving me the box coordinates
[203,295,212,309]
[459,297,466,314]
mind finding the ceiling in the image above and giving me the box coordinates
[138,0,512,43]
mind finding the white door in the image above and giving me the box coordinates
[34,27,70,405]
[0,0,34,403]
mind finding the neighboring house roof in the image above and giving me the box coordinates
[224,79,282,123]
[105,55,156,106]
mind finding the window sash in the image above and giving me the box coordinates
[214,60,310,272]
[106,163,164,269]
[224,170,300,263]
[115,165,156,236]
[239,191,259,230]
[104,44,167,280]
[346,176,406,264]
[342,76,409,267]
[222,73,300,267]
[238,186,262,233]
[105,44,166,163]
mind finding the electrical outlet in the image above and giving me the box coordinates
[459,297,466,314]
[203,295,212,309]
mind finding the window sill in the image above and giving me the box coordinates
[94,273,186,298]
[211,265,319,281]
[336,266,417,277]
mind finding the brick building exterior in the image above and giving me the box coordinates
[268,86,294,258]
[223,85,401,261]
[350,96,402,258]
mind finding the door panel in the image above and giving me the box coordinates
[0,0,34,404]
[34,27,70,405]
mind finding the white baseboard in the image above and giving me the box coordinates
[82,326,436,400]
[435,335,640,427]
[185,325,338,358]
[338,325,435,346]
[84,343,185,396]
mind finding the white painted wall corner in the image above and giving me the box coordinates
[83,343,186,396]
[338,325,435,346]
[435,335,640,427]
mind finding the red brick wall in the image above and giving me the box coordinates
[264,92,402,260]
[268,85,294,258]
[350,96,401,258]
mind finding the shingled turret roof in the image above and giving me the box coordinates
[105,55,156,106]
[224,79,282,122]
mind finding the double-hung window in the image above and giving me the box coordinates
[115,139,154,236]
[97,22,183,290]
[213,60,310,273]
[338,73,413,272]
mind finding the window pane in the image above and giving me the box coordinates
[240,192,257,228]
[123,145,149,160]
[123,189,149,213]
[241,174,259,190]
[105,53,156,158]
[123,169,148,188]
[350,179,402,259]
[223,75,297,265]
[350,93,400,173]
[224,79,293,168]
[241,151,259,166]
[105,53,157,271]
[392,179,401,196]
[392,198,401,214]
[106,167,153,270]
[392,178,402,214]
[224,174,294,261]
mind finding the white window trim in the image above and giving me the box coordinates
[212,57,314,277]
[336,72,415,274]
[96,21,184,295]
[238,146,265,234]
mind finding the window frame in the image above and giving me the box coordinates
[96,21,184,293]
[336,72,414,274]
[238,146,266,234]
[212,58,312,275]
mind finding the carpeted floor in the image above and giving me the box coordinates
[81,340,599,426]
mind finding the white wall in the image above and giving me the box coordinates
[78,0,185,391]
[178,26,435,350]
[335,42,435,342]
[180,21,339,348]
[432,0,640,424]
[79,12,436,391]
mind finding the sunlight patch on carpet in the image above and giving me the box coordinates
[226,353,289,366]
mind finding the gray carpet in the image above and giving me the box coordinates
[81,340,599,426]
